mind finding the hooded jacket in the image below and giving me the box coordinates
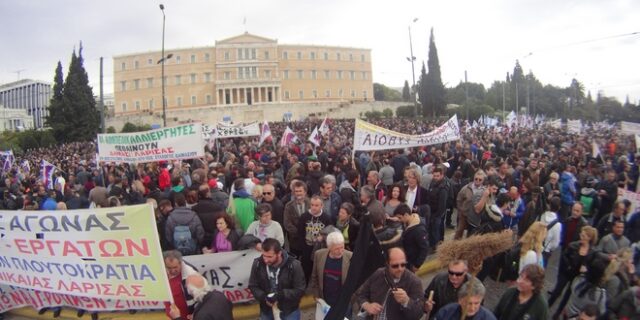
[227,189,256,232]
[165,207,205,248]
[560,171,577,206]
[402,214,429,270]
[538,210,562,253]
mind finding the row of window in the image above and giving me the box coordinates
[120,49,368,70]
[119,69,367,91]
[283,89,367,100]
[121,94,214,112]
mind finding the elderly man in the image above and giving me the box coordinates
[455,170,487,239]
[433,280,495,320]
[163,250,199,320]
[262,183,285,227]
[249,238,306,320]
[366,170,386,202]
[360,185,386,224]
[356,247,424,320]
[168,274,233,320]
[309,232,353,309]
[423,260,471,319]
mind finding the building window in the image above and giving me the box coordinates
[339,89,343,97]
[134,79,140,90]
[190,73,196,84]
[363,90,368,100]
[135,101,141,110]
[237,49,243,60]
[283,51,288,59]
[147,78,153,88]
[351,90,356,98]
[190,54,196,63]
[148,58,153,65]
[297,70,303,79]
[312,90,318,98]
[310,52,316,60]
[265,70,271,79]
[264,51,270,59]
[224,51,230,61]
[149,99,154,109]
[175,75,181,85]
[223,72,230,80]
[206,94,212,104]
[251,48,257,59]
[251,67,257,79]
[176,55,181,64]
[324,52,329,60]
[362,71,368,80]
[122,102,127,112]
[337,71,343,80]
[299,90,304,99]
[120,81,126,91]
[177,97,182,106]
[191,96,197,105]
[205,53,210,62]
[284,91,290,99]
[324,70,330,79]
[361,54,365,62]
[349,53,353,61]
[336,53,341,61]
[205,72,212,82]
[325,90,331,98]
[134,61,139,69]
[311,70,317,80]
[297,51,302,60]
[283,70,289,80]
[121,62,126,70]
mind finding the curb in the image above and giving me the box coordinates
[8,260,443,320]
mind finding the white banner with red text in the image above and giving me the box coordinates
[97,123,204,163]
[354,115,460,151]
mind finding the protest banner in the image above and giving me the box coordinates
[353,115,460,151]
[97,123,204,163]
[202,122,260,140]
[0,249,261,313]
[567,119,582,134]
[620,121,640,136]
[0,204,171,310]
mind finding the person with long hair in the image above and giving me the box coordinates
[518,221,547,272]
[602,248,636,306]
[383,183,406,217]
[202,213,239,253]
[562,256,609,319]
[493,264,549,320]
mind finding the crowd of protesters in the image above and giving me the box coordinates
[1,116,640,320]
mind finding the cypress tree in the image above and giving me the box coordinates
[46,61,66,141]
[402,80,411,102]
[62,43,100,142]
[425,28,446,118]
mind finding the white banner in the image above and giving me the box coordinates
[97,123,204,163]
[620,121,640,136]
[203,122,260,140]
[567,119,582,134]
[353,115,460,151]
[0,249,261,313]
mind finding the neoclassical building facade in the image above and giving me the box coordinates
[113,33,373,115]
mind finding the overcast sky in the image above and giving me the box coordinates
[1,0,638,104]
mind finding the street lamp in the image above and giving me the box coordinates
[158,4,172,127]
[407,18,418,117]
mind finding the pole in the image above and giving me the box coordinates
[408,25,417,117]
[502,82,506,122]
[160,4,167,127]
[464,70,469,121]
[100,57,105,133]
[515,82,519,114]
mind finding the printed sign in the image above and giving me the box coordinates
[620,121,640,136]
[97,123,204,163]
[0,204,171,306]
[202,122,260,140]
[354,115,460,151]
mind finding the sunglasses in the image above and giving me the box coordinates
[390,263,407,269]
[448,270,465,277]
[262,192,272,195]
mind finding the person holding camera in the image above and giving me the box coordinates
[248,238,306,320]
[356,247,424,320]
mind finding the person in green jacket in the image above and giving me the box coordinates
[228,178,256,232]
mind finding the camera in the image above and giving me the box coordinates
[266,292,278,304]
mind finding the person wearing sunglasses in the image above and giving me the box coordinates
[356,247,424,320]
[423,260,470,319]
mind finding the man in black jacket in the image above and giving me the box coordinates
[395,204,429,272]
[262,183,285,227]
[249,238,306,320]
[169,274,233,320]
[191,184,225,246]
[423,260,470,319]
[427,166,448,248]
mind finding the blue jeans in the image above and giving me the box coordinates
[260,309,301,320]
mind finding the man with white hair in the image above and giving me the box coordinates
[168,274,233,320]
[309,231,353,308]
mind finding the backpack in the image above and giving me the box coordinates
[173,225,197,256]
[580,194,594,217]
[500,243,522,282]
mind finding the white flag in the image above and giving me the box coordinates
[592,141,601,158]
[259,121,272,146]
[319,117,330,135]
[308,126,321,147]
[280,126,298,147]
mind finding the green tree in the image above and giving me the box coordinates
[418,62,428,117]
[396,105,415,117]
[382,108,393,118]
[45,61,66,141]
[373,83,402,101]
[402,80,411,102]
[423,28,446,118]
[106,126,116,133]
[510,60,526,112]
[121,122,151,133]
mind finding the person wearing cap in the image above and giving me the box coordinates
[208,178,229,208]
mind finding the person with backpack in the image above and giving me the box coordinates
[539,196,563,267]
[165,193,205,256]
[562,256,609,319]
